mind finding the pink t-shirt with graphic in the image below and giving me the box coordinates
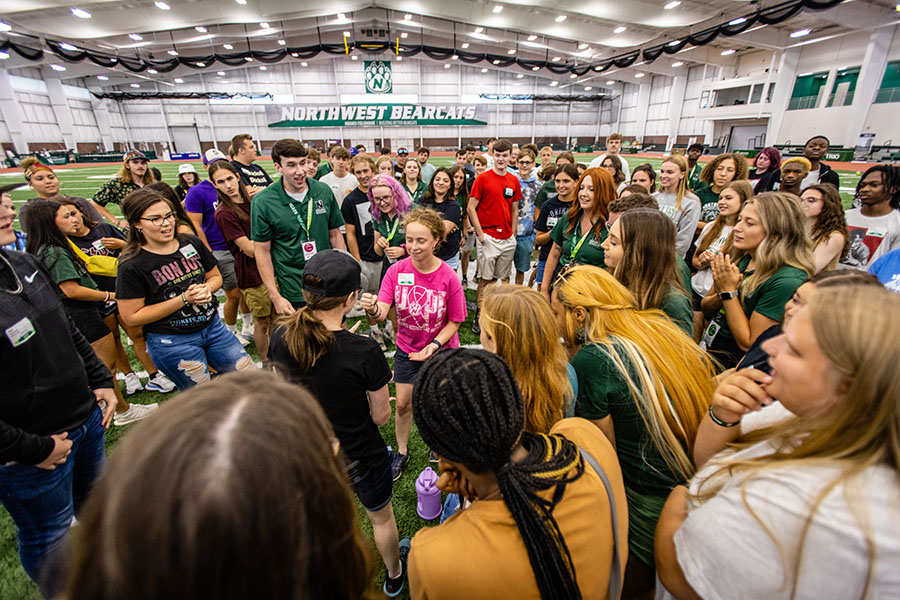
[378,257,468,354]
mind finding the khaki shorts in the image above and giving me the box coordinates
[476,234,516,281]
[241,283,273,318]
[360,259,383,295]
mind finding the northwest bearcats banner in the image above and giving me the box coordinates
[266,103,489,128]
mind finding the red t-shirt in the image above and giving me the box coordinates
[470,170,522,239]
[214,202,263,289]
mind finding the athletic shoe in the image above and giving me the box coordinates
[383,538,411,598]
[429,450,439,463]
[383,320,395,344]
[233,331,251,347]
[114,403,159,427]
[461,275,468,287]
[370,326,387,352]
[123,372,143,395]
[391,452,409,482]
[471,312,481,335]
[466,300,478,312]
[240,327,254,341]
[144,372,175,393]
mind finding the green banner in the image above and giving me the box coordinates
[266,103,489,128]
[365,61,392,94]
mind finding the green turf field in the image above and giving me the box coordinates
[0,154,865,597]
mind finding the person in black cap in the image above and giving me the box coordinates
[92,149,157,229]
[267,249,410,597]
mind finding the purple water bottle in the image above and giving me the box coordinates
[416,467,442,520]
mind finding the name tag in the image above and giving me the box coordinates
[700,319,721,351]
[5,317,36,348]
[503,187,514,199]
[302,240,318,261]
[180,244,199,259]
[547,217,559,228]
[91,239,105,251]
[398,273,415,286]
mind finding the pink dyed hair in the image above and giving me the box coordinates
[367,174,413,221]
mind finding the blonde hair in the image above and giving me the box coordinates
[733,192,815,298]
[555,265,717,480]
[695,180,754,257]
[695,285,900,599]
[781,156,812,174]
[661,154,691,210]
[375,156,394,173]
[481,285,571,434]
[401,207,445,246]
[117,163,156,185]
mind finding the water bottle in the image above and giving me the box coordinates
[415,467,442,520]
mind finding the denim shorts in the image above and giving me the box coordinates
[351,453,393,512]
[444,252,461,270]
[393,347,424,384]
[535,259,547,283]
[514,236,535,273]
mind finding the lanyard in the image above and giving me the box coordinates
[288,199,313,238]
[570,221,595,260]
[385,215,401,242]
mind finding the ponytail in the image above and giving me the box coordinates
[277,307,335,371]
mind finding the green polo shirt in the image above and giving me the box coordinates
[550,217,607,268]
[315,162,332,180]
[373,212,407,248]
[687,163,703,191]
[250,177,344,302]
[402,181,427,203]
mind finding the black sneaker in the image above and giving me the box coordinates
[383,538,411,597]
[428,450,439,463]
[391,452,409,482]
[471,313,481,335]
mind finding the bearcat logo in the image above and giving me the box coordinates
[365,61,392,94]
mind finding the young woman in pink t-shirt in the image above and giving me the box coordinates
[361,207,467,481]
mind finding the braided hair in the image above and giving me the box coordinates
[413,348,585,600]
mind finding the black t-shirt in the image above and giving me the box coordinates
[68,223,126,292]
[230,160,273,189]
[341,188,380,262]
[421,198,462,261]
[393,162,404,178]
[115,234,219,335]
[268,328,392,470]
[534,196,572,262]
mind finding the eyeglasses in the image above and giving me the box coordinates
[373,195,393,203]
[140,211,177,227]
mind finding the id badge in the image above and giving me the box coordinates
[503,186,514,199]
[547,217,559,229]
[5,317,36,348]
[302,240,318,261]
[398,272,415,286]
[700,320,720,351]
[180,244,199,259]
[91,239,105,252]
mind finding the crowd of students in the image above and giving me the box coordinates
[2,131,900,599]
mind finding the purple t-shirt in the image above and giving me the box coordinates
[378,257,467,354]
[184,179,227,251]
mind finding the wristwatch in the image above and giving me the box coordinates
[718,290,738,300]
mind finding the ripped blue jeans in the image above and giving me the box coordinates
[144,317,253,390]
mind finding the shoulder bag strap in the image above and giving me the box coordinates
[580,447,622,600]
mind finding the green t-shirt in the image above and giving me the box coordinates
[550,217,607,268]
[659,287,693,336]
[315,162,332,180]
[675,254,692,296]
[535,180,556,209]
[402,181,427,204]
[687,163,703,191]
[694,184,721,224]
[37,245,97,290]
[372,212,406,248]
[570,340,681,496]
[250,177,345,302]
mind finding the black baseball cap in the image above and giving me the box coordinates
[302,250,362,297]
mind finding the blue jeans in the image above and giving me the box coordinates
[0,406,106,586]
[145,317,251,390]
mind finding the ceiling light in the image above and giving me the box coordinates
[578,43,589,50]
[129,33,143,41]
[343,31,351,37]
[507,49,515,54]
[798,72,813,77]
[278,39,286,45]
[672,61,684,67]
[174,77,184,83]
[728,17,747,25]
[404,13,413,20]
[130,83,140,88]
[59,43,78,51]
[195,26,207,33]
[481,68,488,72]
[400,32,408,38]
[569,73,577,78]
[549,81,559,86]
[245,56,253,61]
[635,72,645,78]
[397,56,402,61]
[614,26,626,33]
[584,86,592,90]
[236,0,247,4]
[667,40,681,46]
[493,59,500,64]
[259,65,267,70]
[71,7,91,18]
[527,34,537,41]
[452,54,458,59]
[664,1,680,8]
[291,52,298,57]
[223,44,234,50]
[154,2,170,10]
[444,63,451,68]
[196,62,205,67]
[516,73,524,78]
[147,68,158,74]
[790,28,811,37]
[217,70,225,76]
[351,55,358,60]
[260,22,270,28]
[720,49,736,55]
[606,80,615,85]
[551,56,561,62]
[337,13,345,19]
[555,15,566,22]
[49,64,66,71]
[532,66,539,71]
[0,21,10,32]
[96,75,108,80]
[461,42,470,48]
[0,51,9,59]
[301,61,308,66]
[492,5,503,13]
[475,27,483,33]
[168,50,179,56]
[594,65,603,71]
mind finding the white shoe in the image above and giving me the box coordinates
[124,373,143,395]
[240,327,255,341]
[114,403,159,426]
[144,372,175,393]
[233,331,251,347]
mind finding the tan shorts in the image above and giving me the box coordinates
[241,284,273,318]
[476,234,516,281]
[360,259,383,295]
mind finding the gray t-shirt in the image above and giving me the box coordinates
[652,190,701,258]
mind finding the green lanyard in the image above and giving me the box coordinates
[288,199,313,238]
[570,221,595,260]
[385,215,401,243]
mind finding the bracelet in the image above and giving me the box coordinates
[181,292,189,306]
[430,339,442,349]
[104,291,110,302]
[708,405,741,428]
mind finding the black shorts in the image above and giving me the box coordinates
[351,454,393,511]
[393,347,424,384]
[66,301,111,344]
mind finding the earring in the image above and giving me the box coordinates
[574,326,587,344]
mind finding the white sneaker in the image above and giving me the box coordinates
[144,372,175,393]
[240,327,255,341]
[114,403,159,426]
[124,373,143,395]
[233,331,251,347]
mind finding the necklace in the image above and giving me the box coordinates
[0,252,24,295]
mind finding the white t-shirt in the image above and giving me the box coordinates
[839,209,900,270]
[319,171,359,210]
[799,168,820,191]
[652,191,701,258]
[481,152,494,170]
[691,223,734,297]
[588,153,632,181]
[657,424,900,600]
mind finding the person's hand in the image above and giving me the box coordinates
[36,433,72,470]
[360,293,378,314]
[476,230,485,244]
[698,250,715,268]
[710,368,773,424]
[408,342,438,362]
[100,237,126,250]
[711,254,742,293]
[385,246,405,260]
[272,295,295,315]
[185,284,212,305]
[459,235,466,249]
[95,387,118,429]
[117,218,129,230]
[376,237,390,250]
[247,186,261,198]
[436,463,478,501]
[347,320,362,333]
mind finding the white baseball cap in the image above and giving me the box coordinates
[178,163,197,175]
[203,148,228,166]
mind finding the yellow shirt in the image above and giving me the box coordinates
[408,418,628,600]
